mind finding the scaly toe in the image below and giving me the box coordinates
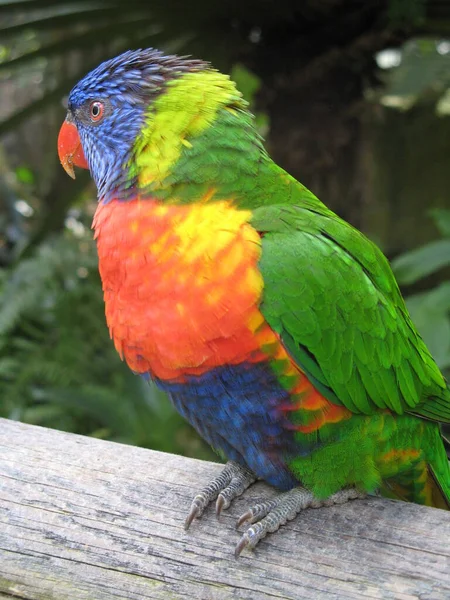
[185,461,256,529]
[234,486,366,556]
[216,464,256,519]
[184,494,209,530]
[235,520,271,557]
[236,498,279,528]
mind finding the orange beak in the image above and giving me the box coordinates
[58,118,89,179]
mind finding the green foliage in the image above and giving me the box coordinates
[391,239,450,285]
[388,0,426,28]
[0,227,216,460]
[431,208,450,237]
[15,166,34,185]
[405,283,450,370]
[392,209,450,372]
[0,0,272,137]
[230,63,269,136]
[376,38,450,112]
[230,64,261,103]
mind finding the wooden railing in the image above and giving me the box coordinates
[1,418,449,599]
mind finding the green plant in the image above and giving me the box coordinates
[392,208,450,373]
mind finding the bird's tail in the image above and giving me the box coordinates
[426,427,450,509]
[381,429,450,510]
[427,462,450,510]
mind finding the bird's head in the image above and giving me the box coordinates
[58,48,248,202]
[58,49,210,200]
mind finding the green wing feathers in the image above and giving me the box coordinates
[253,202,450,422]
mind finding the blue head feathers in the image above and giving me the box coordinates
[65,48,206,200]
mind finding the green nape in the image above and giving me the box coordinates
[129,68,248,194]
[127,66,322,211]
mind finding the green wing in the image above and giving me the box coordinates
[252,203,450,422]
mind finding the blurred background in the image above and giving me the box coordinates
[0,0,449,458]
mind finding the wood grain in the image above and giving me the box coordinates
[0,418,449,599]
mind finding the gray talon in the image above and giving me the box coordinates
[184,498,204,530]
[236,498,279,528]
[216,494,226,518]
[235,531,254,558]
[185,461,256,529]
[236,510,253,529]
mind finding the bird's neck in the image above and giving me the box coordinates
[111,69,275,207]
[104,69,322,212]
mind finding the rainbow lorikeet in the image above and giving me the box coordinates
[58,49,450,556]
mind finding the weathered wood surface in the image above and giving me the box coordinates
[0,418,449,600]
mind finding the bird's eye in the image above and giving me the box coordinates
[89,101,104,122]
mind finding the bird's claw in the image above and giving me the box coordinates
[233,487,366,556]
[184,461,256,529]
[187,469,366,556]
[236,498,279,529]
[234,531,251,558]
[236,509,253,529]
[184,497,204,530]
[234,520,271,557]
[215,493,228,518]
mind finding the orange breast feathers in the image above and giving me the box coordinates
[93,196,275,381]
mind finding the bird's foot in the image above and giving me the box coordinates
[185,461,256,530]
[235,486,366,557]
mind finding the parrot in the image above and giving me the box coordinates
[57,48,450,557]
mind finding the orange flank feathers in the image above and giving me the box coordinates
[270,342,352,433]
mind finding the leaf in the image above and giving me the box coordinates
[430,209,450,238]
[15,166,34,184]
[415,312,450,370]
[406,284,450,370]
[391,239,450,285]
[0,16,154,73]
[230,64,261,104]
[0,8,123,38]
[406,282,450,313]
